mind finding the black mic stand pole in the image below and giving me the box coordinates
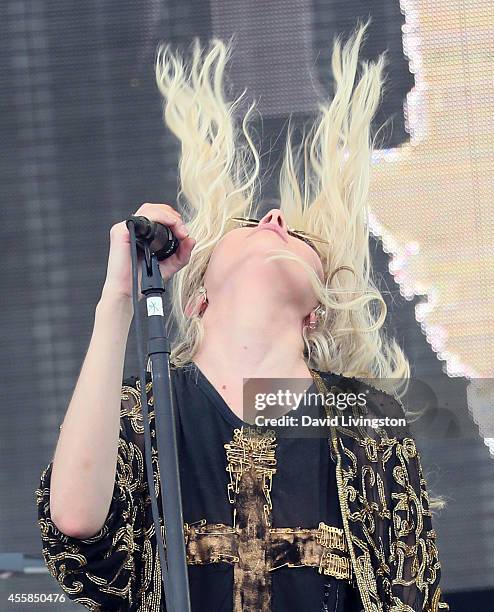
[136,241,191,612]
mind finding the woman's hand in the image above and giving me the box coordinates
[102,202,195,302]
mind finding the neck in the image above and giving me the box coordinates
[192,292,312,382]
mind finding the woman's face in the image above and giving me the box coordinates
[202,208,324,314]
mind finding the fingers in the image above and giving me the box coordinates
[159,235,196,279]
[129,204,197,280]
[134,202,190,240]
[134,202,181,225]
[174,235,196,266]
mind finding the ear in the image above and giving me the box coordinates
[184,293,207,318]
[303,310,317,329]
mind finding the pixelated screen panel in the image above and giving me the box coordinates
[369,0,494,378]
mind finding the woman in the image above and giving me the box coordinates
[36,24,449,611]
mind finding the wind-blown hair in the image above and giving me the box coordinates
[154,22,410,399]
[154,24,448,511]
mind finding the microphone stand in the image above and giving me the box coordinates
[130,233,191,612]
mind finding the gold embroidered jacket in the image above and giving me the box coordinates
[310,371,450,612]
[35,370,449,611]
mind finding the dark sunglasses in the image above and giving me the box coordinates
[229,217,328,256]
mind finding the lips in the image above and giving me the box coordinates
[254,224,288,242]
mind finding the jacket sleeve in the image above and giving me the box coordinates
[332,378,449,612]
[361,383,449,611]
[386,435,449,611]
[35,375,152,611]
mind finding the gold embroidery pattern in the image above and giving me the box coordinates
[36,372,449,612]
[184,520,240,564]
[268,523,351,579]
[38,380,348,612]
[222,426,352,611]
[35,377,160,611]
[224,426,277,526]
[181,427,352,611]
[225,427,278,611]
[120,378,154,437]
[35,435,147,610]
[312,371,450,612]
[183,520,352,578]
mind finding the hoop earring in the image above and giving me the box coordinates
[328,265,356,285]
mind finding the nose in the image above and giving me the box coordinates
[258,208,288,233]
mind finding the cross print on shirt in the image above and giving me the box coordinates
[183,426,352,612]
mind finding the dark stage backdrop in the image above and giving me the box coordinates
[1,1,492,610]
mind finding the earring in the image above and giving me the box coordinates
[184,286,208,319]
[198,285,209,305]
[328,265,356,285]
[314,304,326,318]
[308,304,326,330]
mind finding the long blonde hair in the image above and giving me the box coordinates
[153,24,451,512]
[154,22,410,398]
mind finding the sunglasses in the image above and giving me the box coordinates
[228,217,328,256]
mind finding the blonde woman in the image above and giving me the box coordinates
[36,24,449,612]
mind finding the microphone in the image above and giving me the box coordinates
[125,215,180,261]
